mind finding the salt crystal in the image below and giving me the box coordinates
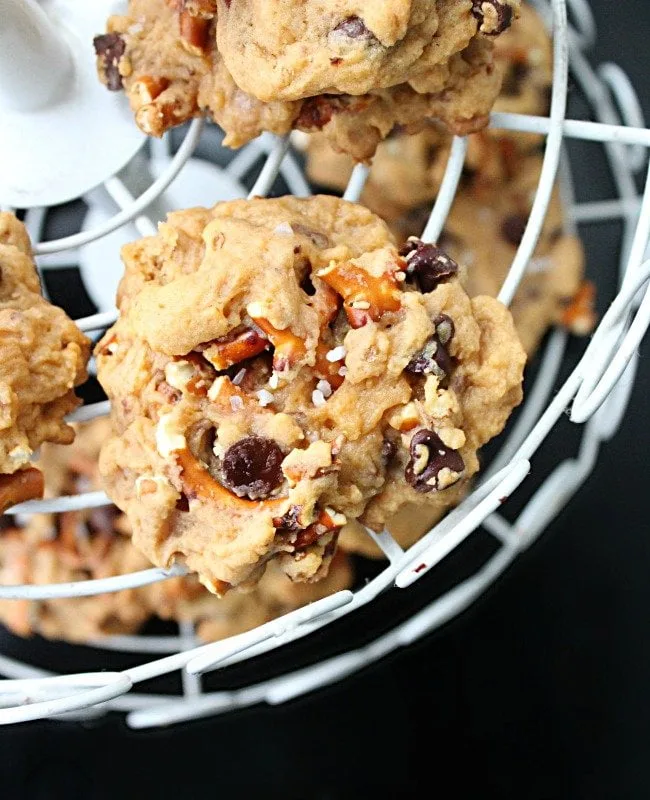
[325,345,346,362]
[232,368,247,386]
[338,366,348,377]
[274,222,293,236]
[316,379,332,398]
[257,389,274,407]
[268,372,279,389]
[229,396,244,411]
[311,389,326,408]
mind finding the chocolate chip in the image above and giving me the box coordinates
[273,505,303,533]
[399,239,458,293]
[222,436,284,500]
[406,316,455,385]
[93,33,126,91]
[502,62,530,96]
[501,213,528,247]
[175,493,190,512]
[471,1,514,35]
[333,16,374,39]
[405,429,464,493]
[382,438,398,465]
[300,274,317,296]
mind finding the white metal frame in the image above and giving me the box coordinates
[0,0,649,727]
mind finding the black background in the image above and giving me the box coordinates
[1,2,650,798]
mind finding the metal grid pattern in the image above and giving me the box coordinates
[0,0,649,727]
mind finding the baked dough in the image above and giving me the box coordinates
[95,195,525,593]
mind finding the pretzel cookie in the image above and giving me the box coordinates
[94,0,519,159]
[0,419,353,642]
[96,195,525,593]
[306,2,552,211]
[0,214,90,512]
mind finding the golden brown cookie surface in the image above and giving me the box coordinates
[0,213,90,510]
[96,195,524,593]
[306,3,551,203]
[0,419,354,643]
[216,0,520,101]
[94,0,518,159]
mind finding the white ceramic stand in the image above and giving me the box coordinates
[0,0,145,208]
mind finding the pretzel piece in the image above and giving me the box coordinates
[316,262,402,328]
[178,10,212,53]
[0,468,44,514]
[201,328,269,371]
[176,448,284,510]
[561,280,596,335]
[247,310,307,372]
[314,342,345,390]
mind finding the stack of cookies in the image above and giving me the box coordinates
[0,2,593,646]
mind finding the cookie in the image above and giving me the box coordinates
[216,0,520,101]
[0,213,90,513]
[0,419,152,641]
[380,156,593,356]
[436,157,593,356]
[94,0,518,159]
[306,3,552,204]
[339,501,451,558]
[154,549,354,643]
[95,195,525,594]
[0,419,354,643]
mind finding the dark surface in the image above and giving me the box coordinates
[1,3,650,798]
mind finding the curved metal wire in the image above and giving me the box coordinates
[1,0,649,726]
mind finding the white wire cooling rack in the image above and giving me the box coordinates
[1,0,650,727]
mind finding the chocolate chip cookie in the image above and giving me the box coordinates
[306,3,552,207]
[437,156,593,357]
[216,0,520,101]
[94,0,519,160]
[0,214,90,513]
[96,195,525,593]
[0,418,353,643]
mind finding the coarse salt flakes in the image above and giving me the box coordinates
[229,395,244,411]
[232,368,247,386]
[316,379,332,398]
[311,389,326,408]
[325,345,346,362]
[273,222,293,236]
[257,389,274,407]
